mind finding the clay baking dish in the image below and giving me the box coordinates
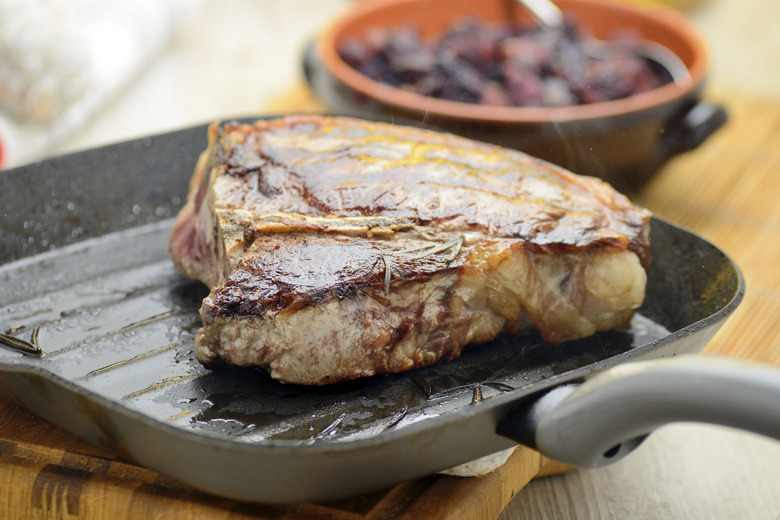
[304,0,726,192]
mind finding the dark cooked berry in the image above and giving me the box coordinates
[336,16,671,107]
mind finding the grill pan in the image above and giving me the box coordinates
[1,118,779,504]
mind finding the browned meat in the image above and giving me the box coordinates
[169,116,651,385]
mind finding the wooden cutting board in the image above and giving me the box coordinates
[1,85,778,519]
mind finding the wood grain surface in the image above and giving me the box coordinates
[0,393,566,519]
[1,85,778,519]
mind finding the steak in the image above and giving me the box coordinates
[169,116,651,385]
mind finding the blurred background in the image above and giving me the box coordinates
[1,0,779,518]
[0,0,777,169]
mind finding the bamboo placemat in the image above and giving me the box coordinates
[0,85,777,519]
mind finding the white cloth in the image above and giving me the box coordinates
[0,0,200,169]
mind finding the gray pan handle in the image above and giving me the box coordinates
[497,355,780,468]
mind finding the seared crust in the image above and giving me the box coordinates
[209,116,649,253]
[169,116,652,385]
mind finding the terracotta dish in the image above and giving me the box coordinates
[305,0,726,192]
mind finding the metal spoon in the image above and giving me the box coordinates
[515,0,690,84]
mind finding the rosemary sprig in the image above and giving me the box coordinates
[381,255,393,295]
[371,405,408,436]
[304,413,347,445]
[0,325,43,357]
[31,324,42,352]
[407,235,464,262]
[472,385,484,405]
[378,235,464,296]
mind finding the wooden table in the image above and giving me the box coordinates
[4,0,780,518]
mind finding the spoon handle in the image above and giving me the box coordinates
[515,0,565,31]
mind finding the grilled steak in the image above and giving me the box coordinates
[169,116,651,385]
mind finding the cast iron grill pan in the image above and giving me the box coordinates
[0,118,751,503]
